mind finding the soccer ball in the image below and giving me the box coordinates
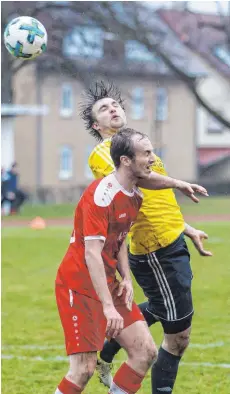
[4,16,47,60]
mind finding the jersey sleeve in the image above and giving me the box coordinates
[82,195,109,242]
[88,143,115,179]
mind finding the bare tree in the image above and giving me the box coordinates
[1,1,230,129]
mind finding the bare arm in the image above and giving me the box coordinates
[137,171,208,203]
[85,239,114,308]
[117,240,132,281]
[85,239,124,337]
[116,241,133,311]
[137,171,179,190]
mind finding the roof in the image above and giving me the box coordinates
[157,9,230,78]
[198,147,230,167]
[35,7,207,79]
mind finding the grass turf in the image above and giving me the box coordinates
[2,220,230,393]
[2,196,230,220]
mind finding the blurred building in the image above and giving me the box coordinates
[6,7,230,201]
[158,8,230,189]
[12,70,202,202]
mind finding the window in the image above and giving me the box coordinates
[125,40,159,62]
[156,87,168,121]
[213,46,230,67]
[85,146,94,180]
[59,145,73,180]
[63,26,103,59]
[131,87,145,120]
[60,84,73,117]
[207,115,223,134]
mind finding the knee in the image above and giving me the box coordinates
[131,339,158,368]
[145,340,158,367]
[67,359,96,387]
[174,332,191,356]
[164,328,191,357]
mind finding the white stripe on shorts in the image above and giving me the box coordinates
[147,252,177,320]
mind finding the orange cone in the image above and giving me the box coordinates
[30,216,46,230]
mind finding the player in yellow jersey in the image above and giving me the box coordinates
[80,81,212,394]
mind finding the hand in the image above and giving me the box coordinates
[103,304,124,339]
[118,278,134,311]
[175,181,208,203]
[188,229,213,257]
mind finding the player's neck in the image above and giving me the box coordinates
[101,128,117,140]
[114,169,136,193]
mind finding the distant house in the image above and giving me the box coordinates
[6,16,208,202]
[1,104,48,169]
[158,8,230,185]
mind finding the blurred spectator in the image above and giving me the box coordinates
[1,167,13,215]
[1,163,27,215]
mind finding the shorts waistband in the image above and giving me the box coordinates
[128,232,184,259]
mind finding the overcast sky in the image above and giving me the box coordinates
[147,1,229,14]
[188,1,229,14]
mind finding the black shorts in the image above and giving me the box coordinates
[129,233,194,334]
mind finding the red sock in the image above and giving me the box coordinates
[57,377,82,393]
[111,362,144,393]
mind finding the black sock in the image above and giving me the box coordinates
[100,302,157,364]
[100,339,121,363]
[151,346,181,394]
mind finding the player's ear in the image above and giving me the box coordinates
[92,122,100,131]
[120,155,131,167]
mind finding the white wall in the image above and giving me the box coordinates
[196,107,230,147]
[1,117,15,169]
[196,61,230,147]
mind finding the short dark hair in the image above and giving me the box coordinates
[110,128,147,168]
[79,80,125,141]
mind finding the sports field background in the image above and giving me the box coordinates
[2,196,230,394]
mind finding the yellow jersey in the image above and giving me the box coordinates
[88,138,185,254]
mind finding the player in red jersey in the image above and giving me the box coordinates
[55,128,158,394]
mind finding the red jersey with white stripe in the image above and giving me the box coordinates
[56,173,143,300]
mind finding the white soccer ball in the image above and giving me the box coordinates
[4,16,47,60]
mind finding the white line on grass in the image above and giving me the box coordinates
[1,341,226,350]
[2,354,230,369]
[189,341,225,349]
[1,345,65,350]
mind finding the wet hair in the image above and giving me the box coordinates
[110,128,147,168]
[79,80,125,141]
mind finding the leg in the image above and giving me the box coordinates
[55,352,97,393]
[97,251,159,387]
[55,283,107,392]
[110,320,158,394]
[14,189,27,211]
[163,325,191,356]
[117,320,158,375]
[149,234,194,393]
[151,316,192,394]
[99,248,159,364]
[100,301,157,363]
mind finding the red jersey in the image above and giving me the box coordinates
[56,173,143,300]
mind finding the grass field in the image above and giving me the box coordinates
[2,200,230,393]
[2,196,230,220]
